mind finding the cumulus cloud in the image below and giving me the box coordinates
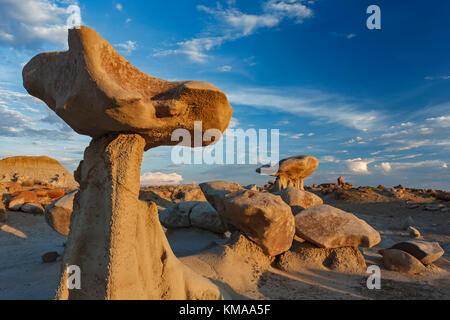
[380,162,392,173]
[140,172,183,186]
[0,0,82,48]
[115,3,123,11]
[346,158,371,174]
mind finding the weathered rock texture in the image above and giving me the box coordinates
[55,134,227,300]
[391,240,444,265]
[22,26,233,150]
[0,156,77,187]
[380,249,427,275]
[294,204,381,248]
[45,190,78,236]
[201,183,295,256]
[277,242,367,274]
[257,155,319,191]
[280,187,323,214]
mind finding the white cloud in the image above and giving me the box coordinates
[426,115,450,128]
[155,1,314,63]
[389,160,448,170]
[140,172,183,186]
[116,3,123,11]
[227,87,382,130]
[307,132,314,136]
[219,65,232,72]
[126,18,132,23]
[115,40,137,54]
[380,162,392,173]
[290,133,304,139]
[346,158,371,174]
[0,0,82,48]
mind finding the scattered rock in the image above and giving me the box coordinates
[208,189,295,256]
[380,249,426,274]
[277,242,367,274]
[280,187,323,214]
[171,184,207,203]
[256,155,319,191]
[436,191,450,201]
[424,204,444,212]
[391,240,444,265]
[45,190,77,236]
[8,190,39,211]
[42,251,59,263]
[21,203,44,215]
[408,226,421,238]
[294,204,381,248]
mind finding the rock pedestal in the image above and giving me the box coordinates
[55,134,226,300]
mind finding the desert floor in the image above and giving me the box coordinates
[1,188,449,300]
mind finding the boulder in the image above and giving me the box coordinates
[277,242,367,273]
[391,240,444,265]
[280,187,323,214]
[171,184,207,203]
[190,201,226,233]
[380,249,427,274]
[256,155,318,191]
[159,201,196,228]
[8,191,39,211]
[21,203,44,214]
[211,189,295,256]
[22,26,233,151]
[199,181,243,224]
[45,190,77,236]
[294,204,381,248]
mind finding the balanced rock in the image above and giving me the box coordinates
[256,155,318,191]
[22,26,233,150]
[204,188,295,256]
[294,204,381,248]
[23,26,233,300]
[280,187,323,214]
[277,242,367,274]
[391,240,444,265]
[381,249,427,274]
[45,190,77,236]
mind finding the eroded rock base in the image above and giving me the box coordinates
[55,134,226,300]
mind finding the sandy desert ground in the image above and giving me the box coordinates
[1,183,449,300]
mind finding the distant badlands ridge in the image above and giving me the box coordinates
[0,156,77,188]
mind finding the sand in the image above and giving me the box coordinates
[0,190,449,300]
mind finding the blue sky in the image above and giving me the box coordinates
[0,0,449,189]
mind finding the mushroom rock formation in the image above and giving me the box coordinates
[256,155,319,191]
[22,26,233,150]
[23,26,233,300]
